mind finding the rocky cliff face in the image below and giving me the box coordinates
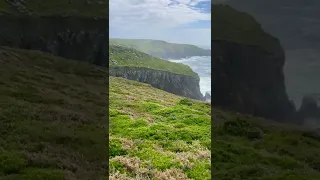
[212,5,296,121]
[295,94,320,127]
[109,66,203,100]
[215,0,320,111]
[0,15,108,66]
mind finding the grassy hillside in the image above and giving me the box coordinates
[0,46,210,179]
[0,47,108,179]
[109,38,210,59]
[2,45,320,180]
[0,0,107,17]
[109,77,211,179]
[213,110,320,179]
[109,45,198,78]
[212,4,281,52]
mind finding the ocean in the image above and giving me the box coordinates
[168,56,211,97]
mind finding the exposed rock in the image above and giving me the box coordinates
[211,5,295,122]
[203,92,211,102]
[214,0,320,110]
[109,66,203,100]
[296,94,320,127]
[300,95,319,114]
[0,15,107,66]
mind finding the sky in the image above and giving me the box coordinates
[109,0,211,47]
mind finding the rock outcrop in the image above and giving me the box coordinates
[109,66,203,100]
[214,0,320,113]
[212,5,295,121]
[109,45,202,100]
[295,94,320,127]
[203,92,211,102]
[0,15,108,66]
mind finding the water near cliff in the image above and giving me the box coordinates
[168,56,211,96]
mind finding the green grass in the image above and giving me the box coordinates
[0,0,107,17]
[0,47,108,179]
[109,45,199,78]
[0,46,210,179]
[212,109,320,180]
[109,77,211,179]
[2,44,319,180]
[109,38,210,59]
[212,4,281,52]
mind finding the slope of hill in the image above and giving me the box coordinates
[109,38,211,59]
[109,45,203,100]
[213,111,320,179]
[109,77,211,180]
[1,46,320,180]
[0,47,108,179]
[109,45,198,78]
[0,46,211,179]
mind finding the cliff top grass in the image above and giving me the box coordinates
[109,45,199,78]
[212,4,282,52]
[1,45,320,179]
[0,0,107,17]
[109,38,209,58]
[0,47,108,179]
[212,109,320,179]
[0,46,211,179]
[110,75,320,179]
[109,77,211,179]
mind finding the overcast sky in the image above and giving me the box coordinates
[109,0,211,47]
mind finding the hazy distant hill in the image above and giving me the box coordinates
[109,38,211,59]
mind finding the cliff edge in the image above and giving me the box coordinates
[212,5,295,121]
[109,45,203,100]
[0,1,108,66]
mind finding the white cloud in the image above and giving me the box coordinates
[189,0,210,6]
[109,0,211,46]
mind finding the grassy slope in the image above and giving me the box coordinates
[109,38,209,58]
[213,110,320,180]
[1,46,320,180]
[0,47,108,179]
[109,77,211,180]
[0,0,107,17]
[0,46,210,179]
[212,4,280,52]
[109,45,198,78]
